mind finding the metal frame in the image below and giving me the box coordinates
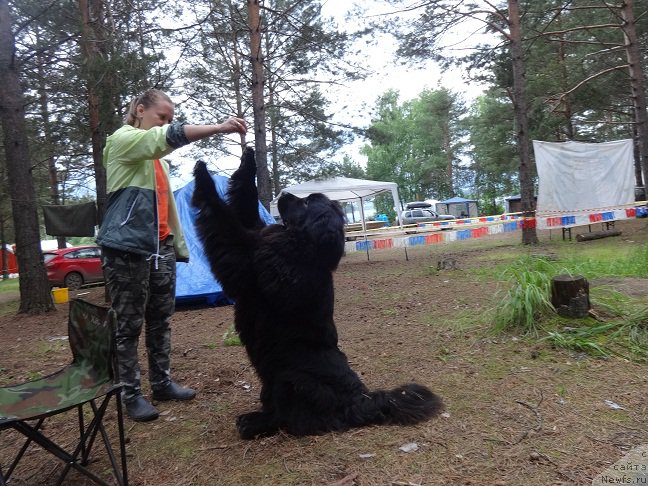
[0,299,128,485]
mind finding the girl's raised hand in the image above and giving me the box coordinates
[221,116,247,135]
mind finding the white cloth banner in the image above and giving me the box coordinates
[533,139,635,214]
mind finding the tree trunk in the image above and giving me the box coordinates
[558,35,575,140]
[79,0,114,224]
[621,0,648,193]
[265,30,280,197]
[36,40,66,249]
[0,0,54,313]
[228,0,247,150]
[443,123,454,195]
[247,0,272,209]
[551,275,590,318]
[1,217,7,279]
[507,0,538,245]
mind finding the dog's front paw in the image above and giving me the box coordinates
[240,147,256,173]
[193,159,208,181]
[236,411,277,440]
[192,160,217,207]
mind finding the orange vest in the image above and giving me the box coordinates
[154,159,170,240]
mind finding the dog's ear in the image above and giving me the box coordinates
[277,192,307,226]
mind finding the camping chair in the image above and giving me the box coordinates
[0,299,128,485]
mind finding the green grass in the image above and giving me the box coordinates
[0,300,19,317]
[492,256,562,335]
[222,324,242,346]
[485,245,648,362]
[562,243,648,278]
[0,278,19,293]
[0,278,20,316]
[543,288,648,362]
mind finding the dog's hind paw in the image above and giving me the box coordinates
[236,411,278,440]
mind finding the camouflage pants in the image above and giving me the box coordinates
[101,237,176,403]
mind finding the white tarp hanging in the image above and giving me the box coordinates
[533,139,635,214]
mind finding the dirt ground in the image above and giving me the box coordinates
[1,221,647,485]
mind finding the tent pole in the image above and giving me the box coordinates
[359,196,370,261]
[393,188,407,261]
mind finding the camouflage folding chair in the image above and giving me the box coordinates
[0,299,128,486]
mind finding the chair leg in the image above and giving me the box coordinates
[89,392,129,486]
[77,402,88,465]
[12,421,110,486]
[54,394,114,486]
[3,391,128,485]
[116,392,129,486]
[3,418,45,481]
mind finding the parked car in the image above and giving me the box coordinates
[400,202,456,226]
[44,246,104,290]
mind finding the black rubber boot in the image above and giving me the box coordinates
[124,396,159,422]
[152,382,196,401]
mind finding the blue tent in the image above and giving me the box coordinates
[173,175,275,304]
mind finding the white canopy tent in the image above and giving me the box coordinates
[271,177,401,231]
[271,177,402,259]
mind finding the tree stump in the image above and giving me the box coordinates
[437,257,458,271]
[551,274,590,318]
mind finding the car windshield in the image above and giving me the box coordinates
[43,253,58,263]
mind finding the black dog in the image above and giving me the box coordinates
[192,147,443,439]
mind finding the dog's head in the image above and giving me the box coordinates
[278,192,345,270]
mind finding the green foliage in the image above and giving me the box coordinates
[373,192,398,223]
[493,257,558,335]
[383,0,641,208]
[334,156,366,179]
[465,94,519,202]
[178,0,357,189]
[363,88,467,202]
[223,325,242,347]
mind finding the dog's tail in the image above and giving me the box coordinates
[350,383,443,427]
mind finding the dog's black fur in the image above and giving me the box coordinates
[192,147,443,439]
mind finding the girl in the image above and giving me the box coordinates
[97,88,247,421]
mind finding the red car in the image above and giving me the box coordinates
[44,246,104,290]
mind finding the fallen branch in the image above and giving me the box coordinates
[328,472,358,486]
[197,444,230,451]
[531,450,578,483]
[510,391,544,445]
